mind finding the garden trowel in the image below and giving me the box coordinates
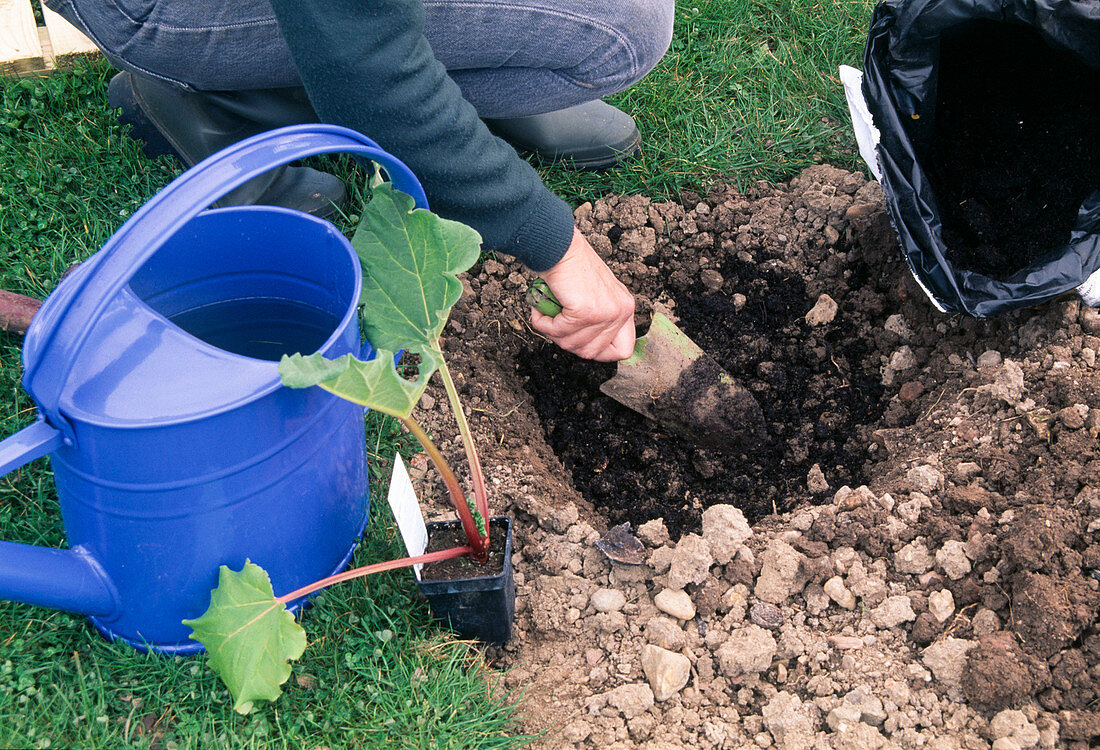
[527,281,766,451]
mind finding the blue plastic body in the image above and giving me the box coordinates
[0,125,429,652]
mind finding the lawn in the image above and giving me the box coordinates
[0,1,875,747]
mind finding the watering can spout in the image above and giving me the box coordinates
[0,541,119,619]
[0,419,119,619]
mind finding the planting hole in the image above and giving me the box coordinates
[515,181,892,538]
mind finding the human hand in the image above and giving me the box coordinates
[530,228,636,361]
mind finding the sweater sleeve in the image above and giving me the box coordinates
[267,0,575,272]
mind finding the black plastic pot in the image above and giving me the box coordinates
[418,516,514,644]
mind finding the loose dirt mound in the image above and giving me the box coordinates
[412,165,1100,749]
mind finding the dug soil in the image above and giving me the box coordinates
[410,164,1100,748]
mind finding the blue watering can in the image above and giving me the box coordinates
[0,124,428,653]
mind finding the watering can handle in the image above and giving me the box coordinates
[23,124,428,439]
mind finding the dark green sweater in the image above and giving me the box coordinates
[268,0,575,272]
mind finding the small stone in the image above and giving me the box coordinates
[667,534,713,590]
[870,595,917,629]
[884,314,912,340]
[654,588,696,620]
[844,687,887,727]
[937,540,972,580]
[899,381,924,402]
[807,464,830,494]
[585,649,604,666]
[823,576,857,609]
[971,608,1000,636]
[701,504,753,565]
[928,589,955,623]
[977,350,1003,368]
[922,637,975,687]
[895,540,935,575]
[1059,405,1088,430]
[721,585,750,621]
[749,601,783,630]
[954,461,982,482]
[700,269,724,291]
[715,624,777,678]
[827,703,864,730]
[882,346,918,386]
[1080,302,1100,334]
[991,709,1040,747]
[645,616,688,651]
[648,546,674,574]
[733,293,747,310]
[602,683,655,719]
[805,294,838,326]
[804,582,830,615]
[641,644,691,701]
[636,519,670,547]
[590,588,627,613]
[761,692,816,749]
[754,538,809,605]
[907,465,944,494]
[828,635,864,650]
[919,570,944,588]
[595,523,646,565]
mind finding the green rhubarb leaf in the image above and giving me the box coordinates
[352,183,482,353]
[279,345,441,418]
[183,561,306,714]
[279,185,480,416]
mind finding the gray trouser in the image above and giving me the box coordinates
[45,0,674,118]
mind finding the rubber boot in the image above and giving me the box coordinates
[108,72,346,219]
[484,100,641,170]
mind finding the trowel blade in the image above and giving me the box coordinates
[599,312,766,451]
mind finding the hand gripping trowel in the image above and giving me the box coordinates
[527,280,766,452]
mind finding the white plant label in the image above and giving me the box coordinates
[387,454,427,580]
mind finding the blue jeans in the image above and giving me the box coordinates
[45,0,674,118]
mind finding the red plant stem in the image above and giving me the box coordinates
[276,545,473,604]
[436,355,490,532]
[398,416,489,562]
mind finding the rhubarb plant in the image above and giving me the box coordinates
[184,184,493,712]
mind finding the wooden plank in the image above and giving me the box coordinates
[0,0,45,75]
[41,5,96,57]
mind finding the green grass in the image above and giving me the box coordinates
[541,0,876,203]
[0,0,875,745]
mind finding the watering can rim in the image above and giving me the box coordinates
[20,124,429,443]
[38,204,366,431]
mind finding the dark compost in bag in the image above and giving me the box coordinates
[859,0,1100,316]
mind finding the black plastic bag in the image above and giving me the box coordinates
[858,0,1100,316]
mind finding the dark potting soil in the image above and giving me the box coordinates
[520,237,887,538]
[927,21,1100,281]
[419,517,508,581]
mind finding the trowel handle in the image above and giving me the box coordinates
[24,124,429,439]
[525,279,563,317]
